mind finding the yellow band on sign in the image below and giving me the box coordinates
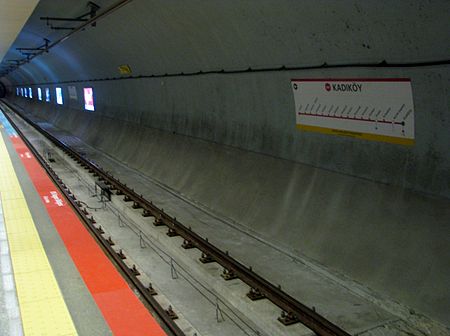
[0,133,77,335]
[296,124,415,146]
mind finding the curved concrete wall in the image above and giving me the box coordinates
[3,0,450,327]
[4,1,450,81]
[9,93,450,327]
[7,66,450,198]
[3,0,450,197]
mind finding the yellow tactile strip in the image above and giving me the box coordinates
[0,133,77,335]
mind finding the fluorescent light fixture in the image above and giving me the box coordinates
[28,88,32,98]
[37,88,42,101]
[16,88,19,96]
[56,87,63,105]
[45,88,50,102]
[20,88,23,96]
[24,88,28,97]
[83,87,95,111]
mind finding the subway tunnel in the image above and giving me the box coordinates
[0,1,449,335]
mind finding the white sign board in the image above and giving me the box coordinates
[55,87,63,105]
[291,78,415,145]
[83,88,95,111]
[68,86,77,100]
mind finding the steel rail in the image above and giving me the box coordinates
[2,99,351,336]
[1,102,186,336]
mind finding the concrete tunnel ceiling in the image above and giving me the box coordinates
[2,0,449,196]
[2,0,450,84]
[0,0,39,63]
[1,0,450,330]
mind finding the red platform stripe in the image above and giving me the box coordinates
[9,134,167,336]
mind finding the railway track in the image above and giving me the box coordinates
[1,99,352,336]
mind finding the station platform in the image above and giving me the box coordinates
[0,109,166,335]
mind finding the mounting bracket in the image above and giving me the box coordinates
[16,38,51,53]
[40,2,101,30]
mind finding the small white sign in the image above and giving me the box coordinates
[55,87,63,105]
[291,78,415,145]
[84,88,95,111]
[45,88,50,102]
[68,86,77,100]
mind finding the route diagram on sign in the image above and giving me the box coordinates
[291,78,415,145]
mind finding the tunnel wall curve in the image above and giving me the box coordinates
[3,0,450,327]
[3,1,450,198]
[8,78,450,326]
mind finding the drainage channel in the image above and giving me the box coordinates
[1,99,351,336]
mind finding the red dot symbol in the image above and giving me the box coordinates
[325,83,331,91]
